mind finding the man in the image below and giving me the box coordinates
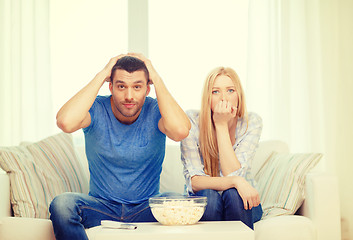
[49,53,191,240]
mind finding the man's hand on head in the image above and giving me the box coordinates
[102,54,127,82]
[126,53,160,84]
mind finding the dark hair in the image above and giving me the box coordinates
[110,56,149,82]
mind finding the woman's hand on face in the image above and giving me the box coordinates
[212,100,237,126]
[230,176,260,210]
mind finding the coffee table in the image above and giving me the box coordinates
[86,221,254,240]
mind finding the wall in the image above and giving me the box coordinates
[321,1,353,239]
[337,0,353,238]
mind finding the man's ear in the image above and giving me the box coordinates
[146,84,151,96]
[109,81,113,94]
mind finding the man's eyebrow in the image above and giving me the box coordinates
[133,80,145,84]
[115,80,145,84]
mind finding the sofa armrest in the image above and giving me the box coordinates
[0,169,11,218]
[0,217,55,240]
[299,172,341,240]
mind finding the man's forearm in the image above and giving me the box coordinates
[153,76,191,141]
[56,70,108,133]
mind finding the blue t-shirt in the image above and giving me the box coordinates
[83,95,166,204]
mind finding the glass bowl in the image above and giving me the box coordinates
[149,196,207,225]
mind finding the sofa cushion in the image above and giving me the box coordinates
[254,215,316,240]
[0,132,89,218]
[0,217,55,240]
[254,152,322,219]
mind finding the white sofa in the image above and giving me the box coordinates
[0,139,341,240]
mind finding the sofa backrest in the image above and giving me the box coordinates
[160,144,185,194]
[252,140,289,175]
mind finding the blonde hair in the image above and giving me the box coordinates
[199,67,248,177]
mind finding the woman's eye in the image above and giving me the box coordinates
[228,89,235,93]
[212,90,219,94]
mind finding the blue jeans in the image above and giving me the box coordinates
[191,188,263,229]
[49,192,158,240]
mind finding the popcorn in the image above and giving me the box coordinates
[150,198,206,225]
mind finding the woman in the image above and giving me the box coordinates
[181,67,263,229]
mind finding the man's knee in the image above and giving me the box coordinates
[49,192,81,218]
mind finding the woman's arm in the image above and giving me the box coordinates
[214,104,263,177]
[212,100,241,175]
[181,111,261,210]
[191,175,260,210]
[215,124,241,176]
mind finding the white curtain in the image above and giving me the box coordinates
[246,0,326,160]
[0,0,53,146]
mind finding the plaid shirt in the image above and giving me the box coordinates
[181,110,263,193]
